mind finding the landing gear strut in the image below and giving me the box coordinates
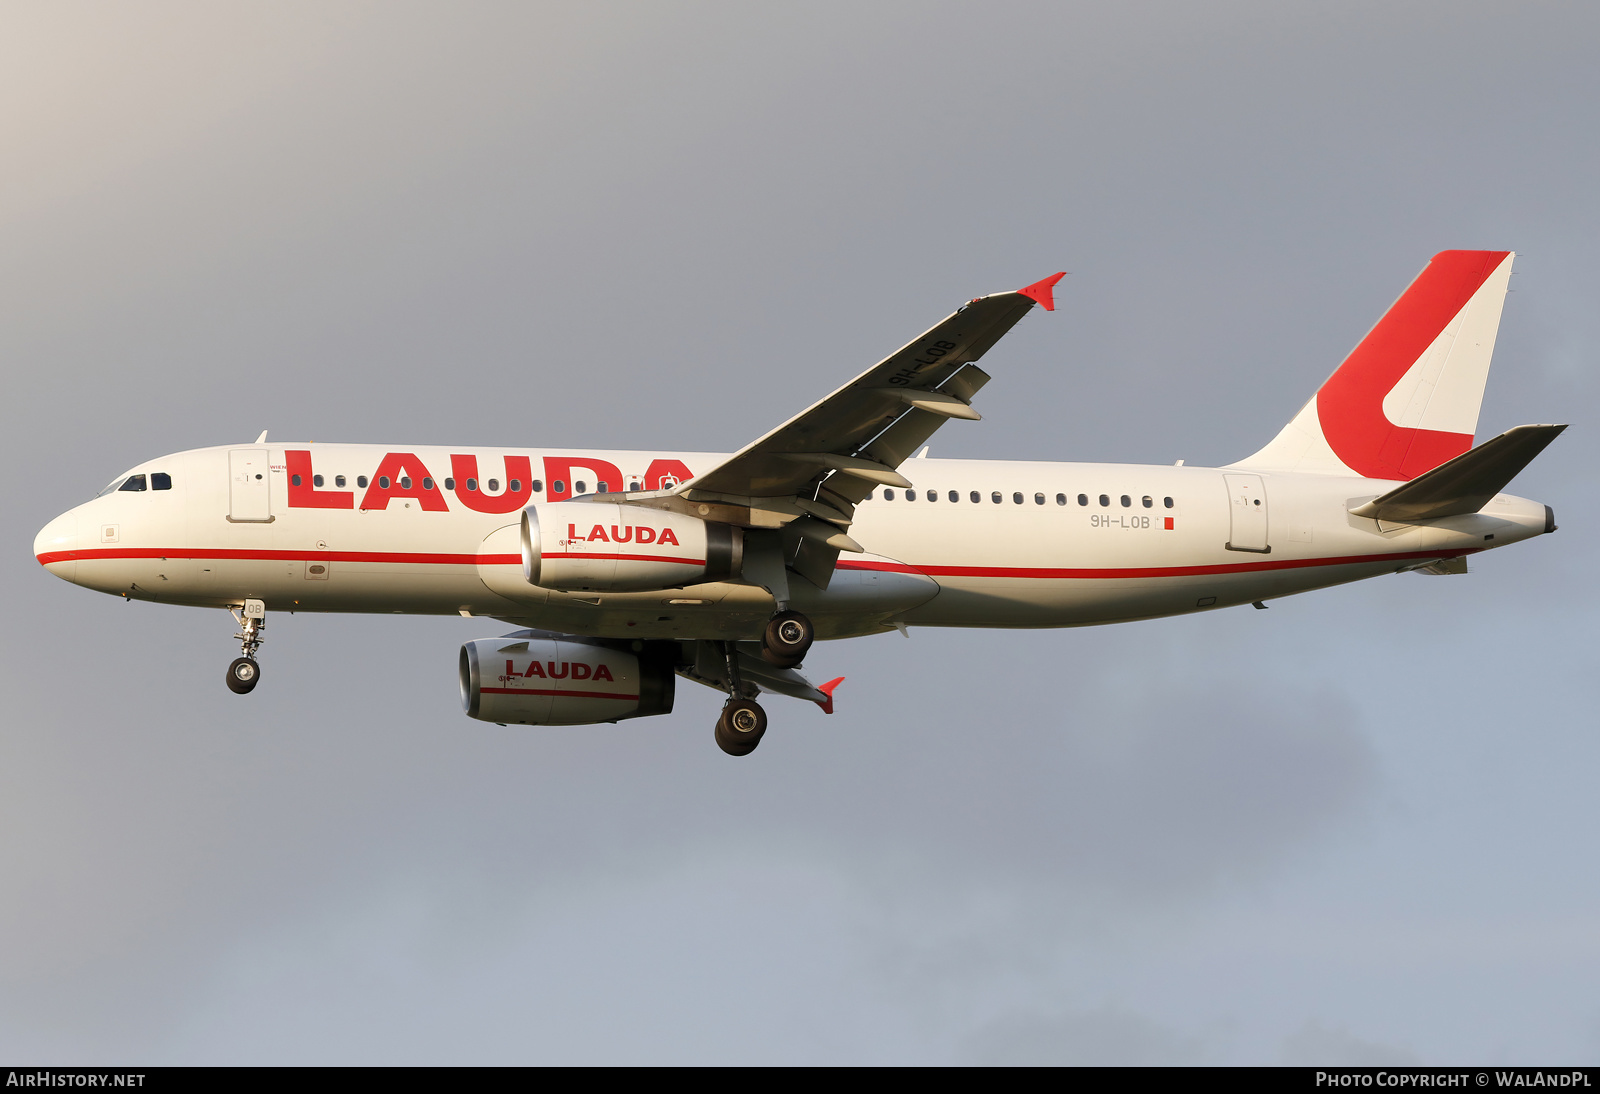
[714,640,767,756]
[226,599,266,695]
[760,609,814,668]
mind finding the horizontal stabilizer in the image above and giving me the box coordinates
[1350,424,1566,523]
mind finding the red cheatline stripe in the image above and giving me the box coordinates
[835,548,1477,580]
[36,547,521,566]
[42,546,1476,579]
[480,687,639,700]
[542,552,706,565]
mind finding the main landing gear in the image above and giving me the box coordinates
[760,609,813,668]
[714,610,815,754]
[714,640,768,756]
[225,599,266,695]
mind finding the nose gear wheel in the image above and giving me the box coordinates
[226,656,260,694]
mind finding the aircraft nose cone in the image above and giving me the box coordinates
[34,510,80,582]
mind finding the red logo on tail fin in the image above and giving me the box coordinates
[1317,250,1509,480]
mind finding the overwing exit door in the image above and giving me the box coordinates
[1223,473,1269,553]
[228,449,273,523]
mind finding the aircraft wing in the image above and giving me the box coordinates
[685,273,1064,504]
[618,272,1062,590]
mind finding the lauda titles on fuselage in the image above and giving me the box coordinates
[35,256,1563,756]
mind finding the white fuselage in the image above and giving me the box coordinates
[33,443,1552,641]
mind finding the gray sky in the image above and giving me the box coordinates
[2,1,1596,1064]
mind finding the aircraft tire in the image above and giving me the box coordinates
[760,610,813,667]
[226,657,261,694]
[715,699,766,756]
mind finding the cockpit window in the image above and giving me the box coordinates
[118,474,147,492]
[152,473,172,490]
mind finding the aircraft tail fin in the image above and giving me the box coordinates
[1232,250,1515,481]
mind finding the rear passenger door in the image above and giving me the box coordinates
[1223,473,1269,553]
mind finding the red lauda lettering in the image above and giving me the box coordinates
[543,456,624,501]
[588,524,609,542]
[285,450,354,509]
[594,664,614,682]
[523,662,547,678]
[450,454,533,514]
[359,453,450,511]
[611,526,632,543]
[658,528,680,546]
[636,527,656,544]
[570,663,591,680]
[643,458,693,490]
[547,662,569,679]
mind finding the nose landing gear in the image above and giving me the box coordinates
[225,599,266,695]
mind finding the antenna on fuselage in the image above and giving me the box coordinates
[254,430,268,444]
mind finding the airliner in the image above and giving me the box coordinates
[33,251,1562,755]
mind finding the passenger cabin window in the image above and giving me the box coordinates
[119,474,147,492]
[904,489,915,501]
[970,491,980,503]
[357,476,369,488]
[883,489,894,500]
[509,479,522,492]
[991,492,1002,504]
[444,478,455,490]
[1099,494,1110,507]
[948,490,959,503]
[422,477,435,490]
[926,490,937,502]
[466,478,479,491]
[378,476,391,489]
[1056,493,1067,505]
[1078,494,1088,506]
[1034,493,1045,505]
[552,480,565,493]
[1120,495,1131,507]
[596,480,608,493]
[575,480,587,494]
[399,477,412,490]
[1164,496,1174,508]
[489,478,501,492]
[151,473,171,490]
[335,475,346,487]
[534,480,544,493]
[1142,496,1153,508]
[291,474,302,486]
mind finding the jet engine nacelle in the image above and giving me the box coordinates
[520,502,742,592]
[459,636,675,726]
